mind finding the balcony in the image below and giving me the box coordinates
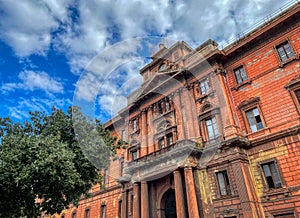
[116,139,202,183]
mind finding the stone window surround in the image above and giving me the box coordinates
[198,106,222,142]
[274,38,299,67]
[128,143,140,161]
[257,158,285,193]
[230,63,252,90]
[285,75,300,115]
[154,125,177,151]
[84,207,90,218]
[233,65,248,84]
[213,167,234,198]
[238,97,267,134]
[100,204,106,218]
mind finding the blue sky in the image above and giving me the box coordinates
[0,0,296,123]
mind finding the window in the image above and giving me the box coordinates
[294,89,300,104]
[199,78,210,94]
[104,168,109,184]
[120,159,124,176]
[205,116,219,140]
[276,41,294,62]
[261,161,282,189]
[158,138,165,149]
[121,129,126,141]
[72,212,76,218]
[133,119,137,131]
[61,215,65,218]
[159,63,166,71]
[118,200,122,218]
[85,209,90,218]
[234,66,248,84]
[285,75,300,114]
[166,134,173,146]
[273,212,295,218]
[216,170,231,196]
[131,150,138,160]
[101,205,106,218]
[245,107,264,132]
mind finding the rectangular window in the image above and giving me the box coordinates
[118,200,122,218]
[245,107,264,132]
[261,161,282,189]
[205,116,219,140]
[104,168,109,184]
[234,66,248,84]
[121,129,126,141]
[101,205,106,218]
[166,134,173,146]
[276,41,294,62]
[199,78,210,94]
[158,138,165,149]
[85,209,90,218]
[120,159,124,176]
[294,89,300,105]
[216,170,231,196]
[133,119,137,131]
[72,212,76,218]
[273,212,295,218]
[131,150,138,160]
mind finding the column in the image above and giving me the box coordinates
[141,181,149,218]
[184,167,200,218]
[141,110,148,156]
[173,170,187,218]
[147,106,154,153]
[172,90,185,140]
[133,183,140,218]
[121,189,127,218]
[215,69,239,139]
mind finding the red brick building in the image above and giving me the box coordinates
[60,2,300,217]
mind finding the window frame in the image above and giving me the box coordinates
[101,204,106,218]
[131,149,139,161]
[104,168,109,184]
[285,75,300,115]
[259,160,283,190]
[245,107,264,133]
[71,211,76,218]
[233,65,248,84]
[121,129,126,141]
[198,106,222,142]
[238,97,267,134]
[199,77,210,95]
[84,208,90,218]
[204,116,219,140]
[118,200,122,218]
[275,40,296,65]
[215,169,232,198]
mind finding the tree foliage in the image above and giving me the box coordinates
[0,107,120,217]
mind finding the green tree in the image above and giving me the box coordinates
[0,107,121,218]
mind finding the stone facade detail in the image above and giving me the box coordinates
[60,3,300,218]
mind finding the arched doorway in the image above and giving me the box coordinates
[163,189,176,218]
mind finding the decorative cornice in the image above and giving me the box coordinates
[238,96,260,110]
[285,74,300,90]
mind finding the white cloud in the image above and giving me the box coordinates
[0,0,73,56]
[0,0,296,121]
[2,70,64,94]
[6,97,72,120]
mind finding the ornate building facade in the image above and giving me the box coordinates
[61,2,300,218]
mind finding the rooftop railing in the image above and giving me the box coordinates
[219,0,300,50]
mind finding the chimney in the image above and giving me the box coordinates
[159,43,165,49]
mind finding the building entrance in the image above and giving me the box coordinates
[164,189,176,218]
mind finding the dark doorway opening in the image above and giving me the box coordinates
[164,189,176,218]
